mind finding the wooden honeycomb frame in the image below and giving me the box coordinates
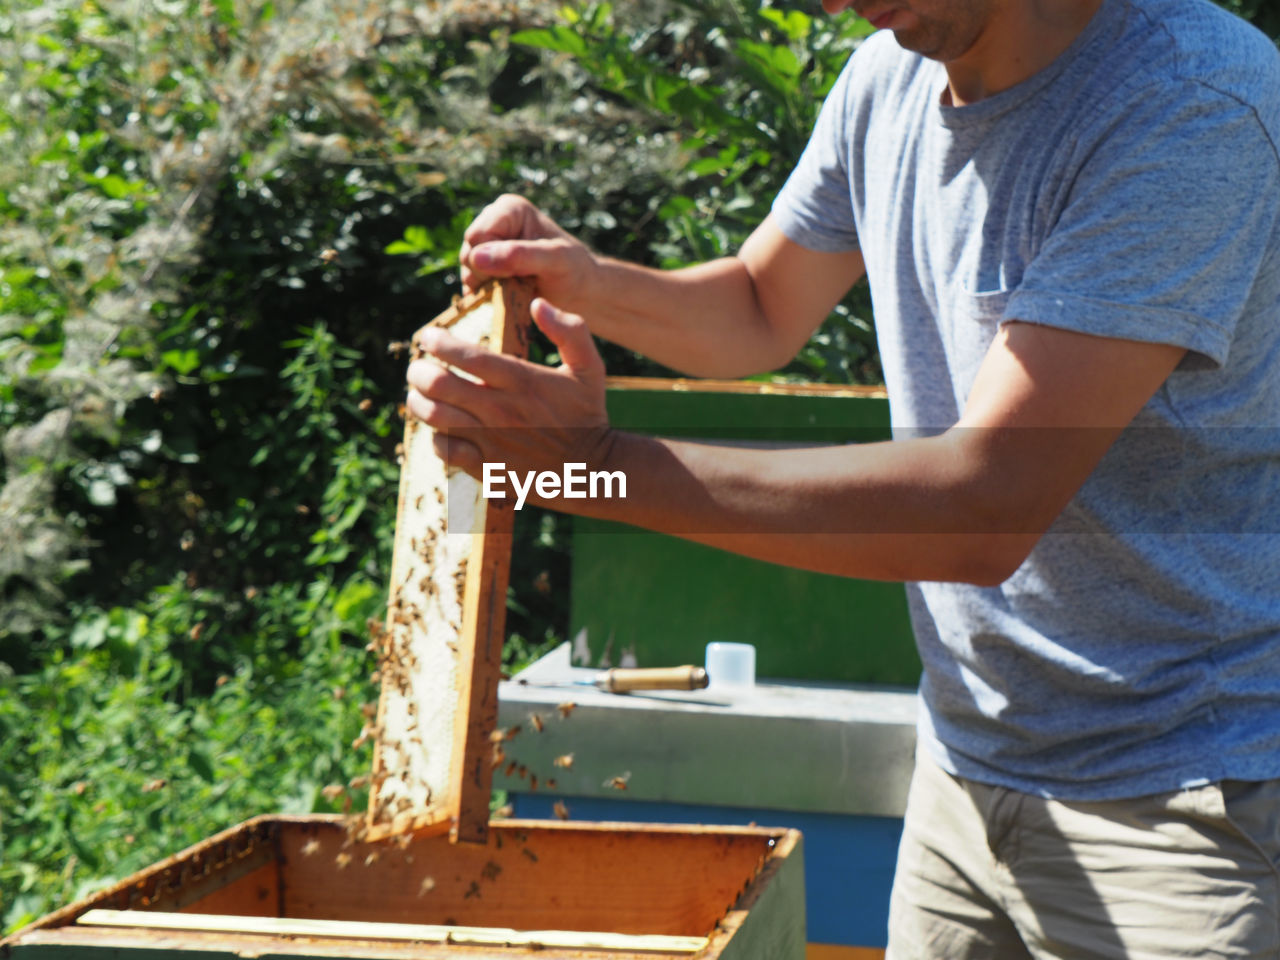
[367,279,532,845]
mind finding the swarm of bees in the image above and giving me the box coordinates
[341,304,641,886]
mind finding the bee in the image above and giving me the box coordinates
[302,838,322,857]
[552,801,570,821]
[528,713,544,733]
[553,753,574,770]
[493,803,514,819]
[388,340,411,357]
[505,724,522,741]
[334,852,352,870]
[321,783,345,802]
[556,702,577,719]
[529,774,538,792]
[349,775,370,790]
[481,861,501,882]
[360,703,377,720]
[364,851,380,867]
[491,745,506,769]
[357,398,373,413]
[488,729,507,744]
[141,778,167,793]
[319,248,339,264]
[418,876,436,896]
[603,771,631,791]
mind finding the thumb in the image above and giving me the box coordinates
[532,298,602,378]
[469,238,570,278]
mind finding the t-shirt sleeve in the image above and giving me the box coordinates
[771,57,860,254]
[1005,82,1280,368]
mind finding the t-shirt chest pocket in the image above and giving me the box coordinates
[944,287,1013,408]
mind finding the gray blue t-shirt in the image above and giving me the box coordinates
[773,0,1280,799]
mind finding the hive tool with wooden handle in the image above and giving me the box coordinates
[518,665,710,694]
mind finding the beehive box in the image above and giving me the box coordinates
[2,279,806,960]
[3,815,804,959]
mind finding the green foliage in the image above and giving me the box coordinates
[1217,0,1280,39]
[0,598,376,933]
[503,0,881,380]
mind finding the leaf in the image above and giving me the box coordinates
[333,578,377,622]
[759,8,811,41]
[385,225,435,256]
[188,748,215,783]
[414,254,458,277]
[686,145,739,177]
[70,616,108,651]
[160,349,200,375]
[510,27,588,57]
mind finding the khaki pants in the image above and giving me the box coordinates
[887,750,1280,959]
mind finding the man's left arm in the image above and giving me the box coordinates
[409,300,1183,586]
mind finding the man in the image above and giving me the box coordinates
[407,0,1280,954]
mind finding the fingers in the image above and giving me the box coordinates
[463,194,536,248]
[405,383,483,433]
[430,431,483,477]
[461,195,539,292]
[532,298,603,380]
[412,329,525,391]
[406,349,511,432]
[459,195,581,293]
[464,237,576,281]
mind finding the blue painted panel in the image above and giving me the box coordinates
[510,793,902,948]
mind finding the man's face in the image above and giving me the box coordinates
[823,0,996,63]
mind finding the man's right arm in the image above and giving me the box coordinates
[461,196,865,378]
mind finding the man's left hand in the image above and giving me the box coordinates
[405,297,615,488]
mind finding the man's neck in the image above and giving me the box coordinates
[944,0,1105,106]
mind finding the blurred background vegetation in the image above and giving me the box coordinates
[1,0,1274,934]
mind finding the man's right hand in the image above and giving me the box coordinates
[460,200,863,379]
[460,194,598,316]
